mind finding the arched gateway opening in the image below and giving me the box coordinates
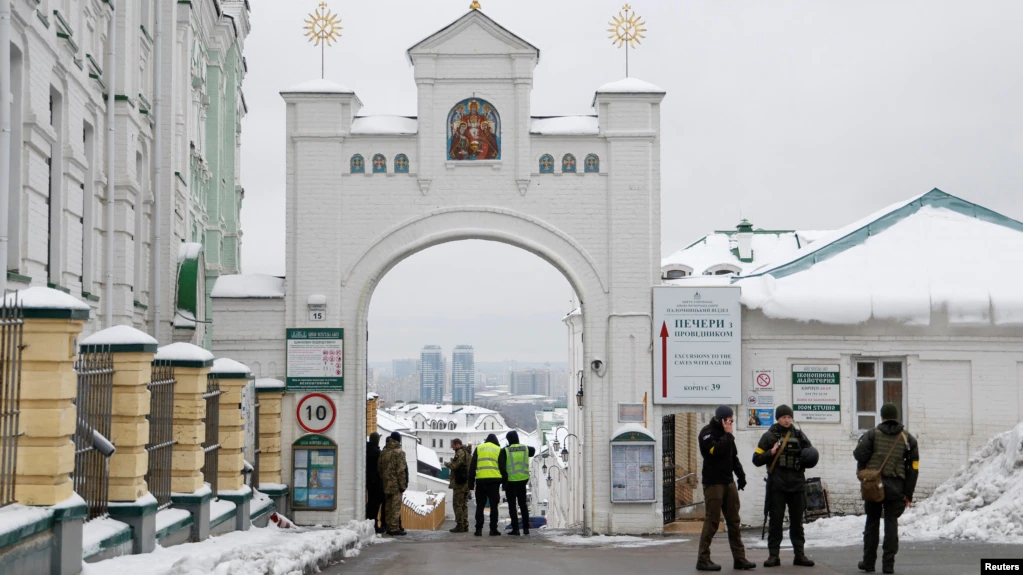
[270,8,665,534]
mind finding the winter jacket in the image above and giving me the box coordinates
[698,418,747,487]
[752,423,813,492]
[498,430,536,486]
[378,437,409,495]
[445,446,470,489]
[366,439,383,494]
[854,420,920,501]
[468,434,503,489]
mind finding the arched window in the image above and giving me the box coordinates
[350,154,365,173]
[372,154,386,173]
[447,97,501,160]
[539,154,554,173]
[666,270,688,279]
[584,154,599,173]
[562,154,577,173]
[394,154,409,173]
[705,264,742,276]
[662,264,694,280]
[448,422,456,430]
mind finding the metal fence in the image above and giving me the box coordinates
[250,396,261,488]
[0,296,24,509]
[74,349,115,521]
[201,375,222,495]
[146,361,176,510]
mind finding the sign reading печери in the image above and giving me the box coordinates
[792,364,840,423]
[286,328,344,392]
[653,286,741,405]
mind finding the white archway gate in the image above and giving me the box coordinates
[279,9,664,534]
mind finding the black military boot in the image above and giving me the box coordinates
[523,526,530,535]
[882,563,894,574]
[474,528,482,537]
[734,558,757,570]
[489,529,502,536]
[695,560,721,572]
[794,553,815,567]
[857,560,875,572]
[764,555,781,568]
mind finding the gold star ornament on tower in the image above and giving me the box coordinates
[304,1,343,78]
[470,1,482,9]
[608,3,647,77]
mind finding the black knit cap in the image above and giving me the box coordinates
[880,403,899,421]
[715,405,734,420]
[775,404,794,419]
[388,431,402,442]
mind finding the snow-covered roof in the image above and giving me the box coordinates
[388,403,507,432]
[416,444,441,471]
[210,274,285,299]
[595,77,665,95]
[376,409,414,433]
[662,226,827,278]
[210,358,251,375]
[177,242,202,263]
[737,189,1023,326]
[254,378,285,391]
[367,392,379,401]
[402,490,445,516]
[530,116,599,136]
[80,325,158,347]
[4,287,90,310]
[280,78,355,94]
[155,342,215,363]
[350,116,417,135]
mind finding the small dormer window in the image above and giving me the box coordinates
[665,270,688,279]
[705,264,742,276]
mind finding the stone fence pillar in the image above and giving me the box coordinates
[80,325,160,554]
[210,358,253,531]
[157,342,214,542]
[255,379,287,513]
[11,288,90,575]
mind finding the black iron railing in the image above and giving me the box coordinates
[201,375,222,495]
[146,361,176,510]
[74,348,115,521]
[0,295,24,508]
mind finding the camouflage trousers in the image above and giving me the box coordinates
[384,491,403,532]
[452,485,470,527]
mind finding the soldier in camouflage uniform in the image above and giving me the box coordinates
[445,438,471,532]
[378,431,408,536]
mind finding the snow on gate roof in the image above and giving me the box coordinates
[735,188,1023,326]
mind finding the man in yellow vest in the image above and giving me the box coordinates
[500,430,537,536]
[468,433,503,536]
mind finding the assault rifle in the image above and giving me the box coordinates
[761,429,791,540]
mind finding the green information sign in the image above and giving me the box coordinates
[286,328,344,392]
[292,434,338,511]
[791,364,841,423]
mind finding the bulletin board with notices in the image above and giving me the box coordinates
[292,434,338,511]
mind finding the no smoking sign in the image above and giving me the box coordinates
[753,370,774,391]
[296,393,337,434]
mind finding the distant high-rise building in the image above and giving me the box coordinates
[509,369,551,396]
[452,346,475,404]
[393,358,418,380]
[420,346,445,403]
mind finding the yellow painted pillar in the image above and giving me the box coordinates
[13,288,90,506]
[80,327,160,502]
[255,380,285,485]
[155,343,214,494]
[366,394,378,436]
[210,358,251,492]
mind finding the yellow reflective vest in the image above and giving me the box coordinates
[475,443,502,480]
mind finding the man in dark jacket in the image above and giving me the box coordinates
[468,433,504,536]
[499,430,536,536]
[752,405,815,568]
[365,432,385,533]
[697,405,756,572]
[854,403,920,574]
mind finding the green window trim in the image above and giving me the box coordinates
[115,94,136,108]
[86,54,103,75]
[138,93,152,110]
[7,271,31,284]
[81,292,101,302]
[73,57,83,71]
[140,24,154,44]
[174,172,188,187]
[90,75,107,91]
[133,300,148,310]
[56,32,80,55]
[46,282,71,294]
[36,10,50,28]
[52,10,74,37]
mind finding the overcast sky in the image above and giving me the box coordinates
[240,0,1023,362]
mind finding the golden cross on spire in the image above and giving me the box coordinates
[608,3,647,77]
[304,1,343,79]
[470,1,482,9]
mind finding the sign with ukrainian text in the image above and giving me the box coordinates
[286,328,344,392]
[653,286,741,405]
[792,364,841,423]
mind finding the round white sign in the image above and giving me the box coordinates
[296,393,336,434]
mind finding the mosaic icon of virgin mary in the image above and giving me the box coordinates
[447,98,501,160]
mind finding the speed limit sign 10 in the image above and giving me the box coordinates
[296,393,337,434]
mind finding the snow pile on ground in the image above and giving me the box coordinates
[0,504,53,535]
[541,532,684,548]
[82,520,377,575]
[781,423,1023,548]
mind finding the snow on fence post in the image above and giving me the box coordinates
[156,342,215,542]
[210,358,254,532]
[82,325,161,553]
[11,287,90,507]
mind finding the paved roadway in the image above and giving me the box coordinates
[326,524,1021,575]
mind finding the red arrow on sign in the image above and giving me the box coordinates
[660,322,669,397]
